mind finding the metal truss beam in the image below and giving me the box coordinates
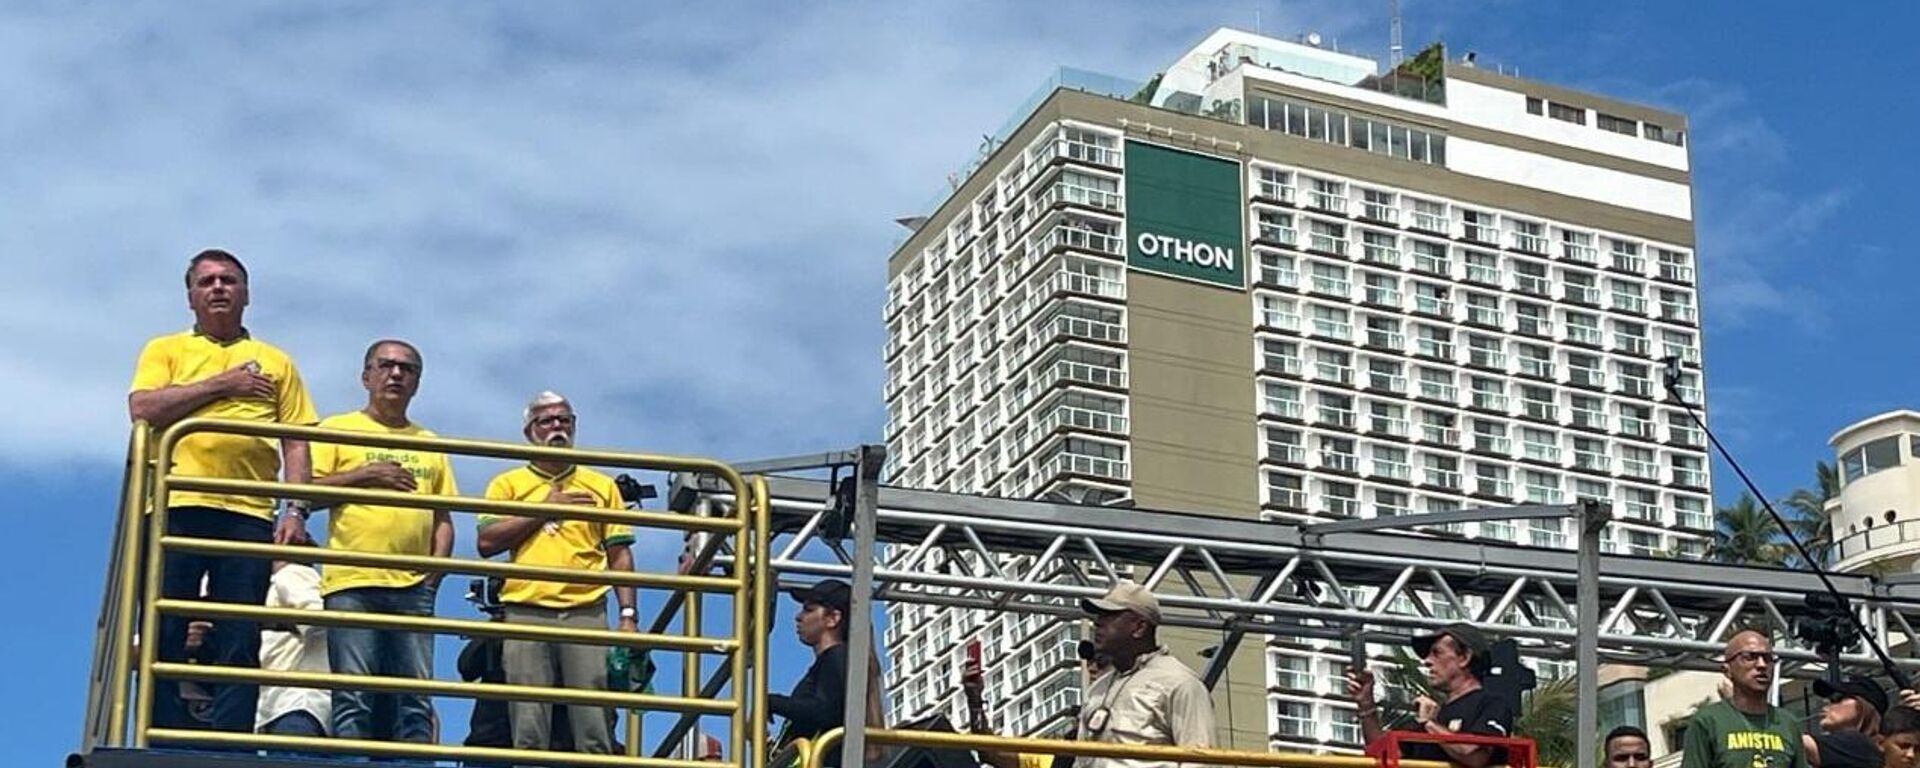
[685,473,1920,676]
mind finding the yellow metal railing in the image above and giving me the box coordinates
[82,417,771,768]
[803,729,1456,768]
[82,423,153,750]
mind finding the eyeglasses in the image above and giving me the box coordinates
[532,414,577,429]
[1727,650,1778,666]
[368,359,422,376]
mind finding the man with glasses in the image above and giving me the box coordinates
[478,391,637,757]
[1606,726,1653,768]
[1076,581,1215,768]
[1681,628,1808,768]
[310,339,458,744]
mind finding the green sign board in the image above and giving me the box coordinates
[1124,140,1246,290]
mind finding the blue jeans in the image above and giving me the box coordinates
[262,710,327,758]
[152,506,274,734]
[326,582,437,743]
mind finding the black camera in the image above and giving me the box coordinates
[465,576,504,616]
[1794,591,1858,659]
[615,474,658,507]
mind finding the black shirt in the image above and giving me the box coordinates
[770,644,850,765]
[1399,687,1514,765]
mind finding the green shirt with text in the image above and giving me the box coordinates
[1681,700,1807,768]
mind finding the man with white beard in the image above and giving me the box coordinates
[477,391,637,757]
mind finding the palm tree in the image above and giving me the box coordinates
[1711,493,1790,566]
[1513,675,1577,768]
[1782,461,1840,569]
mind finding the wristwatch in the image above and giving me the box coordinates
[284,500,311,520]
[619,606,637,620]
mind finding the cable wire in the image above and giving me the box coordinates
[1661,356,1911,689]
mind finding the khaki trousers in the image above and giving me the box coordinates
[502,603,612,756]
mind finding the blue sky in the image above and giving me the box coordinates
[3,0,1914,762]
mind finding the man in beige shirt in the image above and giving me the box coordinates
[1077,581,1216,768]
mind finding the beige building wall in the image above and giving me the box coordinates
[1123,270,1267,749]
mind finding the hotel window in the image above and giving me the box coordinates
[1467,333,1505,369]
[1572,437,1609,470]
[1413,282,1453,316]
[1264,427,1305,464]
[1311,262,1351,298]
[1260,338,1302,376]
[1548,102,1587,125]
[1470,377,1508,411]
[1521,384,1558,421]
[1411,239,1451,275]
[1418,366,1458,402]
[1516,342,1555,379]
[1464,250,1501,286]
[1312,305,1353,341]
[1597,113,1638,136]
[1524,470,1563,504]
[1567,352,1605,388]
[1461,209,1499,244]
[1314,348,1354,385]
[1322,479,1360,515]
[1363,272,1402,308]
[1373,445,1412,480]
[1367,358,1406,393]
[1414,324,1453,360]
[1365,315,1404,349]
[1259,252,1299,287]
[1421,410,1459,446]
[1425,453,1462,488]
[1563,270,1600,305]
[1643,122,1686,146]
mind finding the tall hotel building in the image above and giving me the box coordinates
[879,28,1711,753]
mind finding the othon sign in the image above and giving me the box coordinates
[1123,140,1245,290]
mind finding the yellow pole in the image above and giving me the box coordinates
[751,477,772,768]
[105,424,151,746]
[684,568,703,760]
[728,483,752,767]
[132,425,185,748]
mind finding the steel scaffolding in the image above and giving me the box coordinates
[676,457,1920,768]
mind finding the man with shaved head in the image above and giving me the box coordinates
[1681,628,1808,768]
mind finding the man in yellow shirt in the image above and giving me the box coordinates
[478,391,636,756]
[129,249,319,733]
[310,339,457,744]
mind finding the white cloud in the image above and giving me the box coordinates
[0,2,1367,468]
[1637,78,1850,331]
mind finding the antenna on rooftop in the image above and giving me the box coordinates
[1388,0,1404,65]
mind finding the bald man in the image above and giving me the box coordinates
[1681,629,1807,768]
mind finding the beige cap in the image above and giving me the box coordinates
[1081,580,1161,624]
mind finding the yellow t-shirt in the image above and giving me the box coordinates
[130,330,319,518]
[480,465,635,609]
[311,411,459,595]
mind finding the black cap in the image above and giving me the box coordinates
[1816,675,1890,715]
[788,579,852,612]
[1815,731,1885,768]
[1412,623,1491,658]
